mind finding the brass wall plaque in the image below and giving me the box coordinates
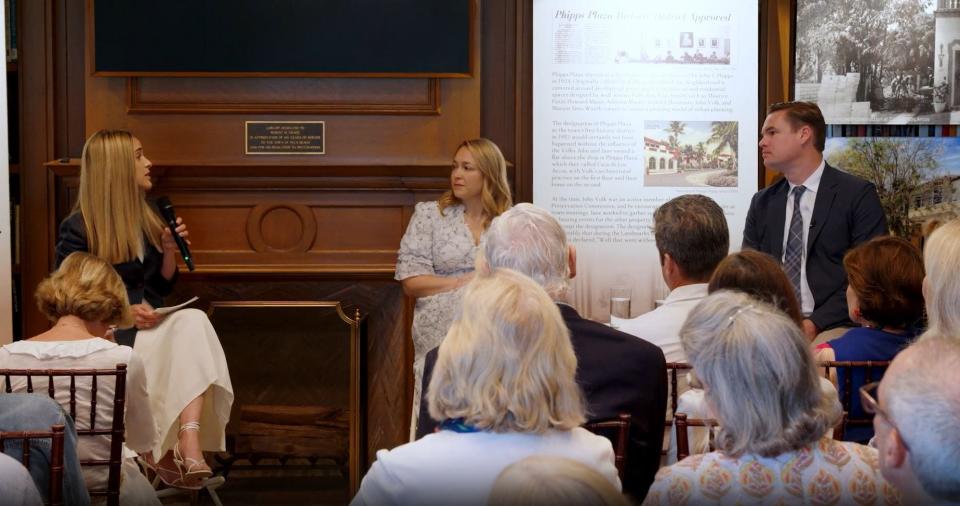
[245,121,325,155]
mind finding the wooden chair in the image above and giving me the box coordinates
[665,362,693,416]
[662,363,693,456]
[1,366,127,506]
[817,360,890,440]
[0,424,66,506]
[673,413,717,461]
[583,413,631,481]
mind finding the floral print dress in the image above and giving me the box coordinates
[643,438,900,505]
[395,201,479,439]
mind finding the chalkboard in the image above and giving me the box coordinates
[93,0,472,77]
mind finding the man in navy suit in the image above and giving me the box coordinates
[745,101,887,340]
[416,203,667,500]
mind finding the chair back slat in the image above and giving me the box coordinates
[89,375,97,432]
[674,413,718,461]
[0,366,128,506]
[0,424,66,506]
[68,377,77,421]
[583,413,631,482]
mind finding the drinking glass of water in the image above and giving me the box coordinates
[609,286,631,328]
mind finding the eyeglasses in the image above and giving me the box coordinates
[860,381,910,451]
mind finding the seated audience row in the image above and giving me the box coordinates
[353,268,621,505]
[416,203,667,499]
[645,291,897,504]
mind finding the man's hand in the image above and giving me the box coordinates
[801,319,819,342]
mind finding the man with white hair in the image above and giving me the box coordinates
[415,203,667,499]
[871,337,960,504]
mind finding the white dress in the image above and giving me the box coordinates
[395,201,478,438]
[133,308,234,459]
[0,338,160,505]
[351,427,620,506]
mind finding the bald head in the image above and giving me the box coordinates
[879,337,960,502]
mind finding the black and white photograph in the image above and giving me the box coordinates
[794,0,960,125]
[643,120,738,187]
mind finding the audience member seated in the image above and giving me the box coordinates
[919,218,960,342]
[0,451,44,506]
[0,253,159,504]
[55,130,233,489]
[644,291,897,505]
[815,236,924,442]
[0,394,89,505]
[707,250,802,324]
[352,268,620,505]
[619,195,729,363]
[872,337,960,504]
[665,251,839,463]
[416,204,666,498]
[488,456,630,506]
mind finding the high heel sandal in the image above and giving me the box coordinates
[155,422,213,490]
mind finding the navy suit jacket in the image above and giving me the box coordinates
[416,303,667,499]
[742,163,887,330]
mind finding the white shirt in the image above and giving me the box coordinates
[351,428,620,506]
[0,339,158,499]
[617,283,709,363]
[781,160,824,316]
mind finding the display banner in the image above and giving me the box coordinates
[532,0,759,322]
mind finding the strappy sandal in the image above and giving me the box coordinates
[154,422,213,490]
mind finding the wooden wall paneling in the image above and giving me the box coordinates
[127,77,442,116]
[53,0,86,157]
[515,0,534,203]
[761,0,794,188]
[20,0,58,336]
[480,0,517,176]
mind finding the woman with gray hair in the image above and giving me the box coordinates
[352,268,619,505]
[644,291,898,505]
[920,218,960,342]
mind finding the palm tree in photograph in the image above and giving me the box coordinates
[695,142,707,169]
[664,121,686,150]
[708,121,738,169]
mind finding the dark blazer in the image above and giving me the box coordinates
[743,163,887,330]
[55,212,178,346]
[416,303,667,499]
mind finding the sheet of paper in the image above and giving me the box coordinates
[155,296,199,315]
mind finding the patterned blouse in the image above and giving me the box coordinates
[643,438,900,505]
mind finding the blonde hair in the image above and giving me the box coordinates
[922,218,960,341]
[35,252,134,327]
[488,456,628,506]
[680,291,839,458]
[77,130,165,264]
[438,138,513,227]
[427,268,585,433]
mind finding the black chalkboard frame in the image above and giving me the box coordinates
[89,0,475,78]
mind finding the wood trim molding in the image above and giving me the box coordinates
[126,77,442,115]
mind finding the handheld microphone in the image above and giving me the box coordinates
[155,196,195,271]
